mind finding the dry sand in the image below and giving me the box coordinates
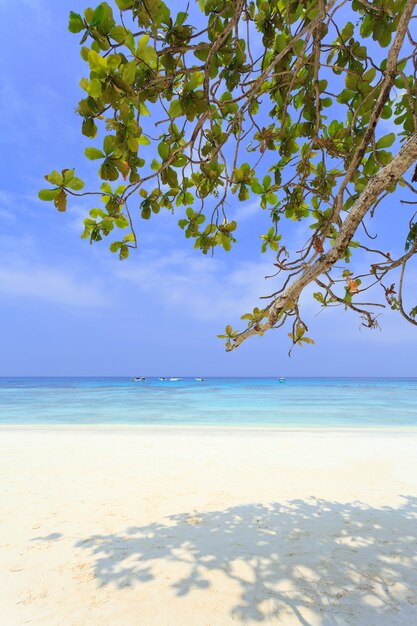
[1,426,417,625]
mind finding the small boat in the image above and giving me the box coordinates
[195,377,205,382]
[159,377,167,381]
[279,377,286,383]
[131,377,146,382]
[169,377,182,381]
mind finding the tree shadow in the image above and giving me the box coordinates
[72,496,417,624]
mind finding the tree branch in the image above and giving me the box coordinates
[227,133,417,350]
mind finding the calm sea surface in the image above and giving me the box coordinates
[0,378,416,427]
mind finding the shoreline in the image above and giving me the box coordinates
[2,423,417,434]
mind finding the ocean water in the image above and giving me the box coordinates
[0,377,416,427]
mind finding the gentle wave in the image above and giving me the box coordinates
[0,378,417,427]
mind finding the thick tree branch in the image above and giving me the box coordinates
[227,134,417,350]
[330,0,417,224]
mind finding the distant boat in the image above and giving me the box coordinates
[195,377,205,381]
[131,377,146,382]
[169,377,182,381]
[159,377,167,381]
[279,378,286,383]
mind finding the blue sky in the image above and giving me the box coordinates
[0,0,416,377]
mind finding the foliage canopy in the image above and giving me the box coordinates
[40,0,417,351]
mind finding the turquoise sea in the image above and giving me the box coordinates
[0,377,416,427]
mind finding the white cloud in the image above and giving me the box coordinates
[0,0,51,24]
[115,249,277,322]
[0,75,71,146]
[231,198,264,222]
[0,189,34,222]
[0,260,107,308]
[68,204,89,233]
[0,207,15,222]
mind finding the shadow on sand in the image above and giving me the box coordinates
[70,496,417,624]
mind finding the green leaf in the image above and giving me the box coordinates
[158,141,170,161]
[100,161,119,181]
[103,135,115,155]
[263,175,271,189]
[82,118,97,138]
[119,244,129,259]
[139,102,150,116]
[169,100,183,118]
[362,68,376,84]
[110,25,128,43]
[85,147,105,160]
[87,79,102,98]
[137,34,150,52]
[172,154,187,168]
[127,136,138,152]
[345,73,358,91]
[376,133,395,149]
[141,46,157,67]
[68,11,84,33]
[90,208,106,217]
[114,0,133,8]
[122,61,136,84]
[376,149,392,165]
[110,241,122,252]
[62,169,75,185]
[115,215,129,228]
[66,177,85,191]
[340,21,354,41]
[138,135,151,146]
[46,170,63,186]
[194,46,210,62]
[251,181,263,194]
[405,223,417,250]
[221,234,231,251]
[88,49,107,73]
[302,336,315,345]
[38,188,60,201]
[91,4,105,27]
[337,89,355,104]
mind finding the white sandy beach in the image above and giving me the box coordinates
[1,427,417,625]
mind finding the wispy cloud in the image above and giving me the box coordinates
[0,207,15,222]
[0,189,33,222]
[0,260,107,308]
[0,0,51,25]
[230,198,264,223]
[115,249,277,322]
[0,232,107,308]
[0,262,106,308]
